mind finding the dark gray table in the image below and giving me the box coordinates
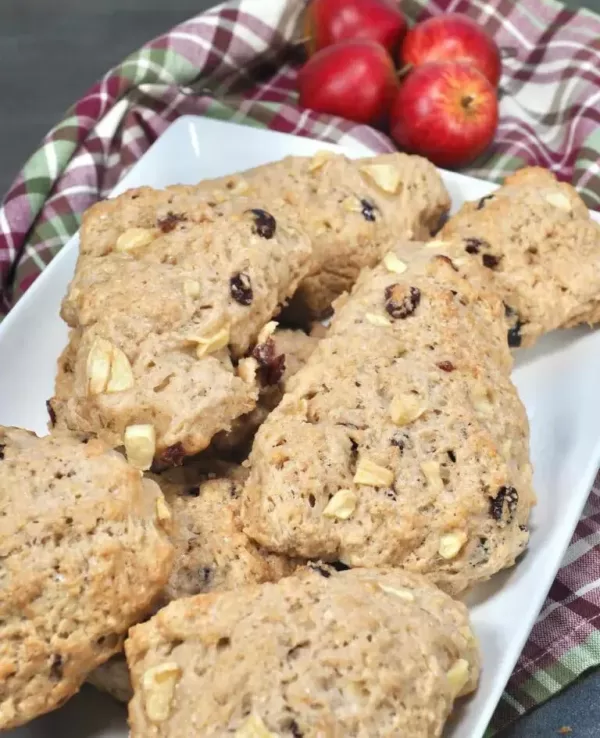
[2,1,600,736]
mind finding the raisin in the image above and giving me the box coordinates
[437,361,455,372]
[46,400,57,427]
[247,208,276,239]
[464,237,489,254]
[508,318,523,347]
[391,433,406,452]
[289,719,303,738]
[50,654,63,681]
[477,194,495,210]
[482,254,500,269]
[0,444,4,460]
[447,449,456,463]
[360,198,377,222]
[161,442,186,467]
[504,304,524,347]
[489,485,519,522]
[384,284,421,319]
[229,272,253,305]
[252,338,285,386]
[330,561,351,572]
[157,212,186,233]
[185,486,200,497]
[519,524,529,532]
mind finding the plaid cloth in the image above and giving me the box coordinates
[1,0,600,731]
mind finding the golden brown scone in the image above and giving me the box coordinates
[125,567,479,738]
[195,151,450,318]
[242,244,535,594]
[0,427,173,730]
[211,327,322,459]
[88,460,297,703]
[51,195,312,463]
[439,166,600,347]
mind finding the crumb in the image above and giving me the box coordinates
[558,727,572,735]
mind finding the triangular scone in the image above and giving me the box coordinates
[439,166,600,347]
[241,245,534,595]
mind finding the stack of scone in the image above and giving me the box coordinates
[3,150,600,736]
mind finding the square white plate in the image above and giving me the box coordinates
[3,116,600,738]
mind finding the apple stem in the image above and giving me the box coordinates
[397,64,412,80]
[461,95,475,110]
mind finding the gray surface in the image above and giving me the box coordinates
[0,0,208,193]
[2,0,600,736]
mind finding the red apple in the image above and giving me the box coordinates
[401,13,501,87]
[390,61,498,168]
[305,0,407,56]
[298,40,399,126]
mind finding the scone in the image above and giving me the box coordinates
[242,245,535,594]
[439,166,600,347]
[50,196,312,464]
[0,427,173,730]
[197,151,450,317]
[89,460,297,703]
[125,567,480,738]
[211,327,322,459]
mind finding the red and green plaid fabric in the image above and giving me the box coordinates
[2,0,600,731]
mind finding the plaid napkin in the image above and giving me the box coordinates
[1,0,600,731]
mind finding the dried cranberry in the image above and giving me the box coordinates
[252,338,285,385]
[489,486,519,522]
[360,199,377,222]
[477,194,495,210]
[160,442,186,467]
[482,254,500,269]
[46,400,57,427]
[229,272,253,305]
[247,208,276,239]
[157,212,186,233]
[384,284,421,319]
[464,237,489,254]
[437,361,455,372]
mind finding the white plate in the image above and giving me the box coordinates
[3,116,600,738]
